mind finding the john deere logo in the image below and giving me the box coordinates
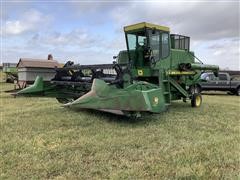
[153,97,159,105]
[138,70,143,76]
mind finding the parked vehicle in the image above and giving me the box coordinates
[199,72,240,96]
[2,63,18,83]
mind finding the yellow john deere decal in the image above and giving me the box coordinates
[166,70,196,75]
[138,70,143,76]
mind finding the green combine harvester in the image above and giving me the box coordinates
[17,22,219,116]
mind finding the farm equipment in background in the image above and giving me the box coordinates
[2,63,18,83]
[17,22,219,116]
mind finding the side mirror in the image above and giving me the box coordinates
[113,56,117,59]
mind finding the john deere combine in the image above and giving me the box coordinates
[17,22,219,116]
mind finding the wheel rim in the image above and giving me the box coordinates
[195,96,201,107]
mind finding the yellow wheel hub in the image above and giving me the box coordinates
[195,95,201,107]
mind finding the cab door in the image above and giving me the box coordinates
[148,30,160,63]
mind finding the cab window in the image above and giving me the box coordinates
[149,31,160,61]
[206,74,215,81]
[219,74,227,81]
[161,33,169,58]
[138,36,146,46]
[127,34,136,50]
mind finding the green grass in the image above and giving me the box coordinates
[0,71,6,83]
[1,83,239,179]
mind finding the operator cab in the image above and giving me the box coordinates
[124,22,170,69]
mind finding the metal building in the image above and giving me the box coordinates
[17,58,60,88]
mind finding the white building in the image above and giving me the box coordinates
[17,58,60,88]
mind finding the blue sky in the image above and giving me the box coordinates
[1,1,239,70]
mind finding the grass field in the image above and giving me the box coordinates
[1,82,239,179]
[0,71,6,83]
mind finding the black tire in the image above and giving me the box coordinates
[236,87,240,96]
[227,91,235,95]
[191,93,202,107]
[6,78,13,83]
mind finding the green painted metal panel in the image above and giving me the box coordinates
[65,79,166,113]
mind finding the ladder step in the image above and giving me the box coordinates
[168,77,188,97]
[163,80,168,82]
[165,103,171,106]
[164,92,170,94]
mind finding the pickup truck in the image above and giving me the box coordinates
[198,72,240,96]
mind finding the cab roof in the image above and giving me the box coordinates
[124,22,170,32]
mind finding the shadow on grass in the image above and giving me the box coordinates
[66,107,163,125]
[64,100,194,126]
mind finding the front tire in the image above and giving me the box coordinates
[191,93,202,107]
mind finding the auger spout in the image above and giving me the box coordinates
[188,63,219,71]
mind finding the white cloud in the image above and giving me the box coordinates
[28,28,104,49]
[3,27,115,64]
[45,29,98,47]
[110,2,239,40]
[2,2,239,70]
[5,21,25,35]
[4,9,53,35]
[193,38,240,70]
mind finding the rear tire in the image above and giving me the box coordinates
[236,87,240,96]
[191,93,202,107]
[227,91,235,95]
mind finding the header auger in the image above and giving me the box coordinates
[17,22,219,117]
